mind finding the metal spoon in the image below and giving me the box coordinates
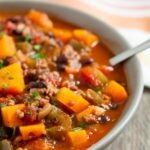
[109,39,150,66]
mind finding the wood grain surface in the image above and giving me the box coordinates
[105,88,150,150]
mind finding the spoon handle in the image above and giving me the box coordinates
[109,39,150,66]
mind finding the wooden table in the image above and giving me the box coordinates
[105,88,150,150]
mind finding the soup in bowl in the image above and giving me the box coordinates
[0,1,143,150]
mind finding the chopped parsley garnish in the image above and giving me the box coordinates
[27,109,33,116]
[79,121,87,128]
[31,70,36,74]
[31,92,40,98]
[8,76,14,80]
[25,95,30,99]
[72,127,82,131]
[25,95,33,106]
[25,36,31,42]
[1,71,14,80]
[2,83,9,89]
[0,60,4,69]
[94,88,101,92]
[2,71,10,79]
[47,128,55,133]
[32,53,46,59]
[51,98,57,106]
[33,44,42,51]
[28,99,32,106]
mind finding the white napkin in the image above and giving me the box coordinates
[117,29,150,87]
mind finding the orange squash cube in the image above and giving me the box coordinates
[0,34,16,59]
[20,123,46,140]
[68,130,87,146]
[1,104,25,127]
[26,9,53,30]
[76,105,105,122]
[103,80,128,103]
[53,28,73,42]
[73,29,99,47]
[0,63,25,94]
[56,87,89,113]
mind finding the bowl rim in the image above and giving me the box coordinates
[0,0,144,149]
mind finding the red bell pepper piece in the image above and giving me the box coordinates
[80,66,108,87]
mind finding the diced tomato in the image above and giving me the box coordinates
[5,21,16,33]
[80,67,101,87]
[80,66,108,87]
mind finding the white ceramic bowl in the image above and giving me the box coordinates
[0,1,144,149]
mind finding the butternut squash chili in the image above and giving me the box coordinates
[0,10,128,150]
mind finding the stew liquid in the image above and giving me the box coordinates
[0,10,127,150]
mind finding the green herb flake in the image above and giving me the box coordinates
[28,99,32,106]
[33,44,42,51]
[25,36,31,43]
[0,60,4,69]
[51,98,57,106]
[72,127,82,131]
[79,121,87,128]
[27,109,33,116]
[47,128,55,133]
[31,92,40,98]
[2,71,10,79]
[8,76,14,80]
[31,70,36,74]
[25,95,30,99]
[94,88,101,92]
[32,53,46,60]
[2,83,9,89]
